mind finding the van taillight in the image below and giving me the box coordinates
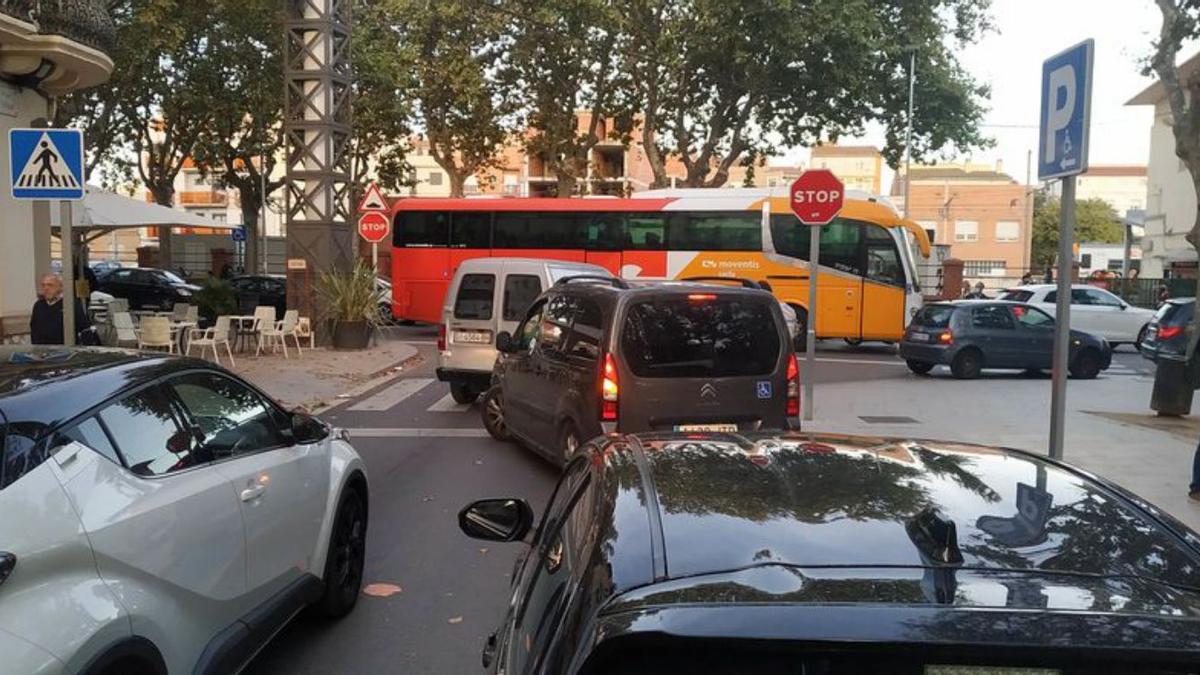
[939,331,954,344]
[601,353,619,421]
[786,353,799,417]
[438,324,446,351]
[1158,325,1183,340]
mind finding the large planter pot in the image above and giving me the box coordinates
[331,320,371,350]
[1151,357,1196,416]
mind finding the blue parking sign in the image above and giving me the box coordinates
[8,128,85,200]
[232,227,247,242]
[1038,39,1094,180]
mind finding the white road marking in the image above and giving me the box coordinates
[428,393,473,413]
[814,357,905,366]
[346,427,490,438]
[348,377,435,411]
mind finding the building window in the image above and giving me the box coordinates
[963,260,1007,276]
[954,221,978,242]
[995,221,1019,242]
[1080,253,1092,268]
[429,171,444,186]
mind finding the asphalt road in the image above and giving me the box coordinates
[244,329,1153,674]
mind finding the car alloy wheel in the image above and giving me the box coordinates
[1069,350,1102,380]
[482,387,510,441]
[450,382,478,405]
[950,350,982,379]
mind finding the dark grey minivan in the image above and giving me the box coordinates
[481,277,798,464]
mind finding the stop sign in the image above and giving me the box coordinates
[789,169,844,225]
[358,211,391,243]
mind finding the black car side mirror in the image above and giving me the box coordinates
[458,498,534,543]
[496,331,515,353]
[292,412,330,444]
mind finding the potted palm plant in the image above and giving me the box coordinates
[316,262,383,349]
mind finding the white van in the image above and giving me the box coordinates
[437,258,612,403]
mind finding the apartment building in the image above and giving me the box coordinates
[894,163,1031,286]
[1073,165,1147,213]
[810,145,883,193]
[1127,52,1199,278]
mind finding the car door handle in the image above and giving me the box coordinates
[240,485,266,502]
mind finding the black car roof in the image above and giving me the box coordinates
[0,347,209,436]
[591,432,1200,600]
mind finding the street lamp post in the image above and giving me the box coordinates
[903,49,916,218]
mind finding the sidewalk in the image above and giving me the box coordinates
[229,338,420,412]
[805,367,1200,530]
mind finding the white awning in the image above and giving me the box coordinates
[57,186,237,232]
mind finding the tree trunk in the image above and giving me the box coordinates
[149,183,175,270]
[555,172,576,198]
[241,197,260,275]
[1186,175,1200,361]
[448,171,466,198]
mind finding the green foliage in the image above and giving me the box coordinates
[193,278,236,323]
[1031,192,1124,269]
[350,0,417,194]
[315,262,384,327]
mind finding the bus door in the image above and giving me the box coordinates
[859,225,908,341]
[813,220,862,340]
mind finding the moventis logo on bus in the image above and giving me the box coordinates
[789,169,844,226]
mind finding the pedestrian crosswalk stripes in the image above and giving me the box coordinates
[427,393,472,413]
[347,377,435,411]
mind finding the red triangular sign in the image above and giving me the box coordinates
[358,182,389,213]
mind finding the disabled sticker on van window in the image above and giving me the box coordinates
[756,381,772,399]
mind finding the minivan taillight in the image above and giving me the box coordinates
[786,353,799,417]
[1158,325,1183,340]
[437,323,447,351]
[939,331,954,344]
[601,353,619,422]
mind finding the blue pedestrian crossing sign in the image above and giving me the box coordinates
[8,128,85,200]
[1038,39,1094,181]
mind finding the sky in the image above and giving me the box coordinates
[781,0,1176,188]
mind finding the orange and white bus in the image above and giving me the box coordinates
[390,188,931,341]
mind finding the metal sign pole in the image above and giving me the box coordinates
[59,201,76,346]
[372,242,379,273]
[1048,175,1075,460]
[803,225,820,421]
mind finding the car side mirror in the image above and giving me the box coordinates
[166,431,192,455]
[496,331,515,353]
[291,412,329,444]
[458,498,534,543]
[1120,303,1128,310]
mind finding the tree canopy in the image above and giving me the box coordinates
[1031,192,1124,269]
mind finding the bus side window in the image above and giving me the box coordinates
[397,211,450,247]
[864,224,904,287]
[626,214,666,250]
[769,214,810,260]
[581,214,623,251]
[819,219,863,276]
[451,212,492,249]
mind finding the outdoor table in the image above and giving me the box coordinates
[171,321,197,353]
[228,315,260,353]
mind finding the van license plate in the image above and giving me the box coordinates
[454,331,491,344]
[675,424,738,432]
[910,332,930,342]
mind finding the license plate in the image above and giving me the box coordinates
[453,330,491,344]
[675,423,738,432]
[910,332,930,342]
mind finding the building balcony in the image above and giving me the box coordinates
[179,190,228,206]
[0,0,115,94]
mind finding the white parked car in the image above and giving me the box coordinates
[437,258,612,403]
[0,348,368,675]
[998,283,1155,346]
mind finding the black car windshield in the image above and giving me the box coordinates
[620,296,780,378]
[911,305,955,328]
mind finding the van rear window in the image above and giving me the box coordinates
[454,274,495,320]
[999,290,1034,302]
[912,305,955,328]
[620,297,780,378]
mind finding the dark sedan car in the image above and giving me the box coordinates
[95,267,200,311]
[900,301,1111,379]
[229,275,288,318]
[1140,297,1194,364]
[460,432,1200,674]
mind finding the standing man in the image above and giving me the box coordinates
[30,273,90,345]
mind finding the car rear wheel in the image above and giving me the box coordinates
[481,386,510,441]
[558,421,581,466]
[450,382,478,404]
[316,484,367,619]
[1069,349,1102,379]
[844,338,863,347]
[950,349,982,379]
[906,360,934,375]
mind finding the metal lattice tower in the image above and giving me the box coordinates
[284,0,353,319]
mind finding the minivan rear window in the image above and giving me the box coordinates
[1157,300,1194,326]
[912,305,955,328]
[620,297,780,378]
[999,289,1033,302]
[454,274,495,320]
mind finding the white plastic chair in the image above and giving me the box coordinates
[137,316,175,353]
[258,310,302,358]
[250,306,277,352]
[187,316,236,366]
[111,312,139,348]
